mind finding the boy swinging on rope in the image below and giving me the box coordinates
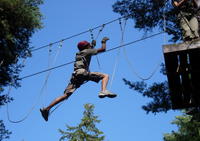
[40,37,117,121]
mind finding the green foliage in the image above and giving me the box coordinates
[112,0,182,42]
[0,120,11,141]
[0,0,43,90]
[0,0,43,104]
[123,78,172,114]
[59,104,105,141]
[164,114,200,141]
[0,0,43,140]
[114,1,200,140]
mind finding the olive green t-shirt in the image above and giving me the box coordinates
[74,48,98,71]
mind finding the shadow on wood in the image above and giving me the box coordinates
[163,39,200,109]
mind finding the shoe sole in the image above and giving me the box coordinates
[99,95,106,98]
[107,94,117,98]
[40,109,49,121]
[98,94,117,98]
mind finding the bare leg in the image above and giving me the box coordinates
[98,73,117,98]
[101,74,109,92]
[43,83,76,111]
[45,93,72,111]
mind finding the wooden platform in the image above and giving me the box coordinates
[163,39,200,109]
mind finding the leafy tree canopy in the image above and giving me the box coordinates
[0,0,43,91]
[123,79,172,114]
[122,64,172,114]
[112,0,182,42]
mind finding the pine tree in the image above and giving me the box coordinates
[164,114,200,141]
[0,120,11,141]
[59,104,105,141]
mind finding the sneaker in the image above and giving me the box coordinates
[40,108,49,121]
[98,90,117,98]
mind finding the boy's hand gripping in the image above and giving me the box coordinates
[101,37,109,43]
[91,40,96,47]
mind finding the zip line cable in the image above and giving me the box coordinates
[5,7,166,123]
[6,19,164,123]
[42,24,164,117]
[19,31,164,80]
[31,15,133,52]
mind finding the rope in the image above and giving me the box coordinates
[172,1,197,38]
[89,24,106,70]
[94,24,105,40]
[41,44,52,106]
[31,14,133,52]
[120,2,168,81]
[6,78,41,123]
[122,42,161,81]
[89,24,105,41]
[42,41,63,106]
[179,11,197,38]
[19,32,164,80]
[6,81,43,123]
[6,43,63,123]
[109,19,127,89]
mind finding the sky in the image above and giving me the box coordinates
[1,0,182,141]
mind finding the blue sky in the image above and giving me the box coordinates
[2,0,182,141]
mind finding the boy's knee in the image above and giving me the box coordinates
[102,74,109,79]
[63,92,72,99]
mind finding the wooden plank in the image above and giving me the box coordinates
[164,52,183,109]
[163,41,200,108]
[163,38,200,53]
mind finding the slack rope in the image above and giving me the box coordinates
[89,24,105,70]
[109,19,127,89]
[6,42,63,123]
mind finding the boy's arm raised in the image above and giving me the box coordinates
[97,37,109,53]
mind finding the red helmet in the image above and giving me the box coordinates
[77,41,90,51]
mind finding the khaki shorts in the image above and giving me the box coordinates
[64,69,105,94]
